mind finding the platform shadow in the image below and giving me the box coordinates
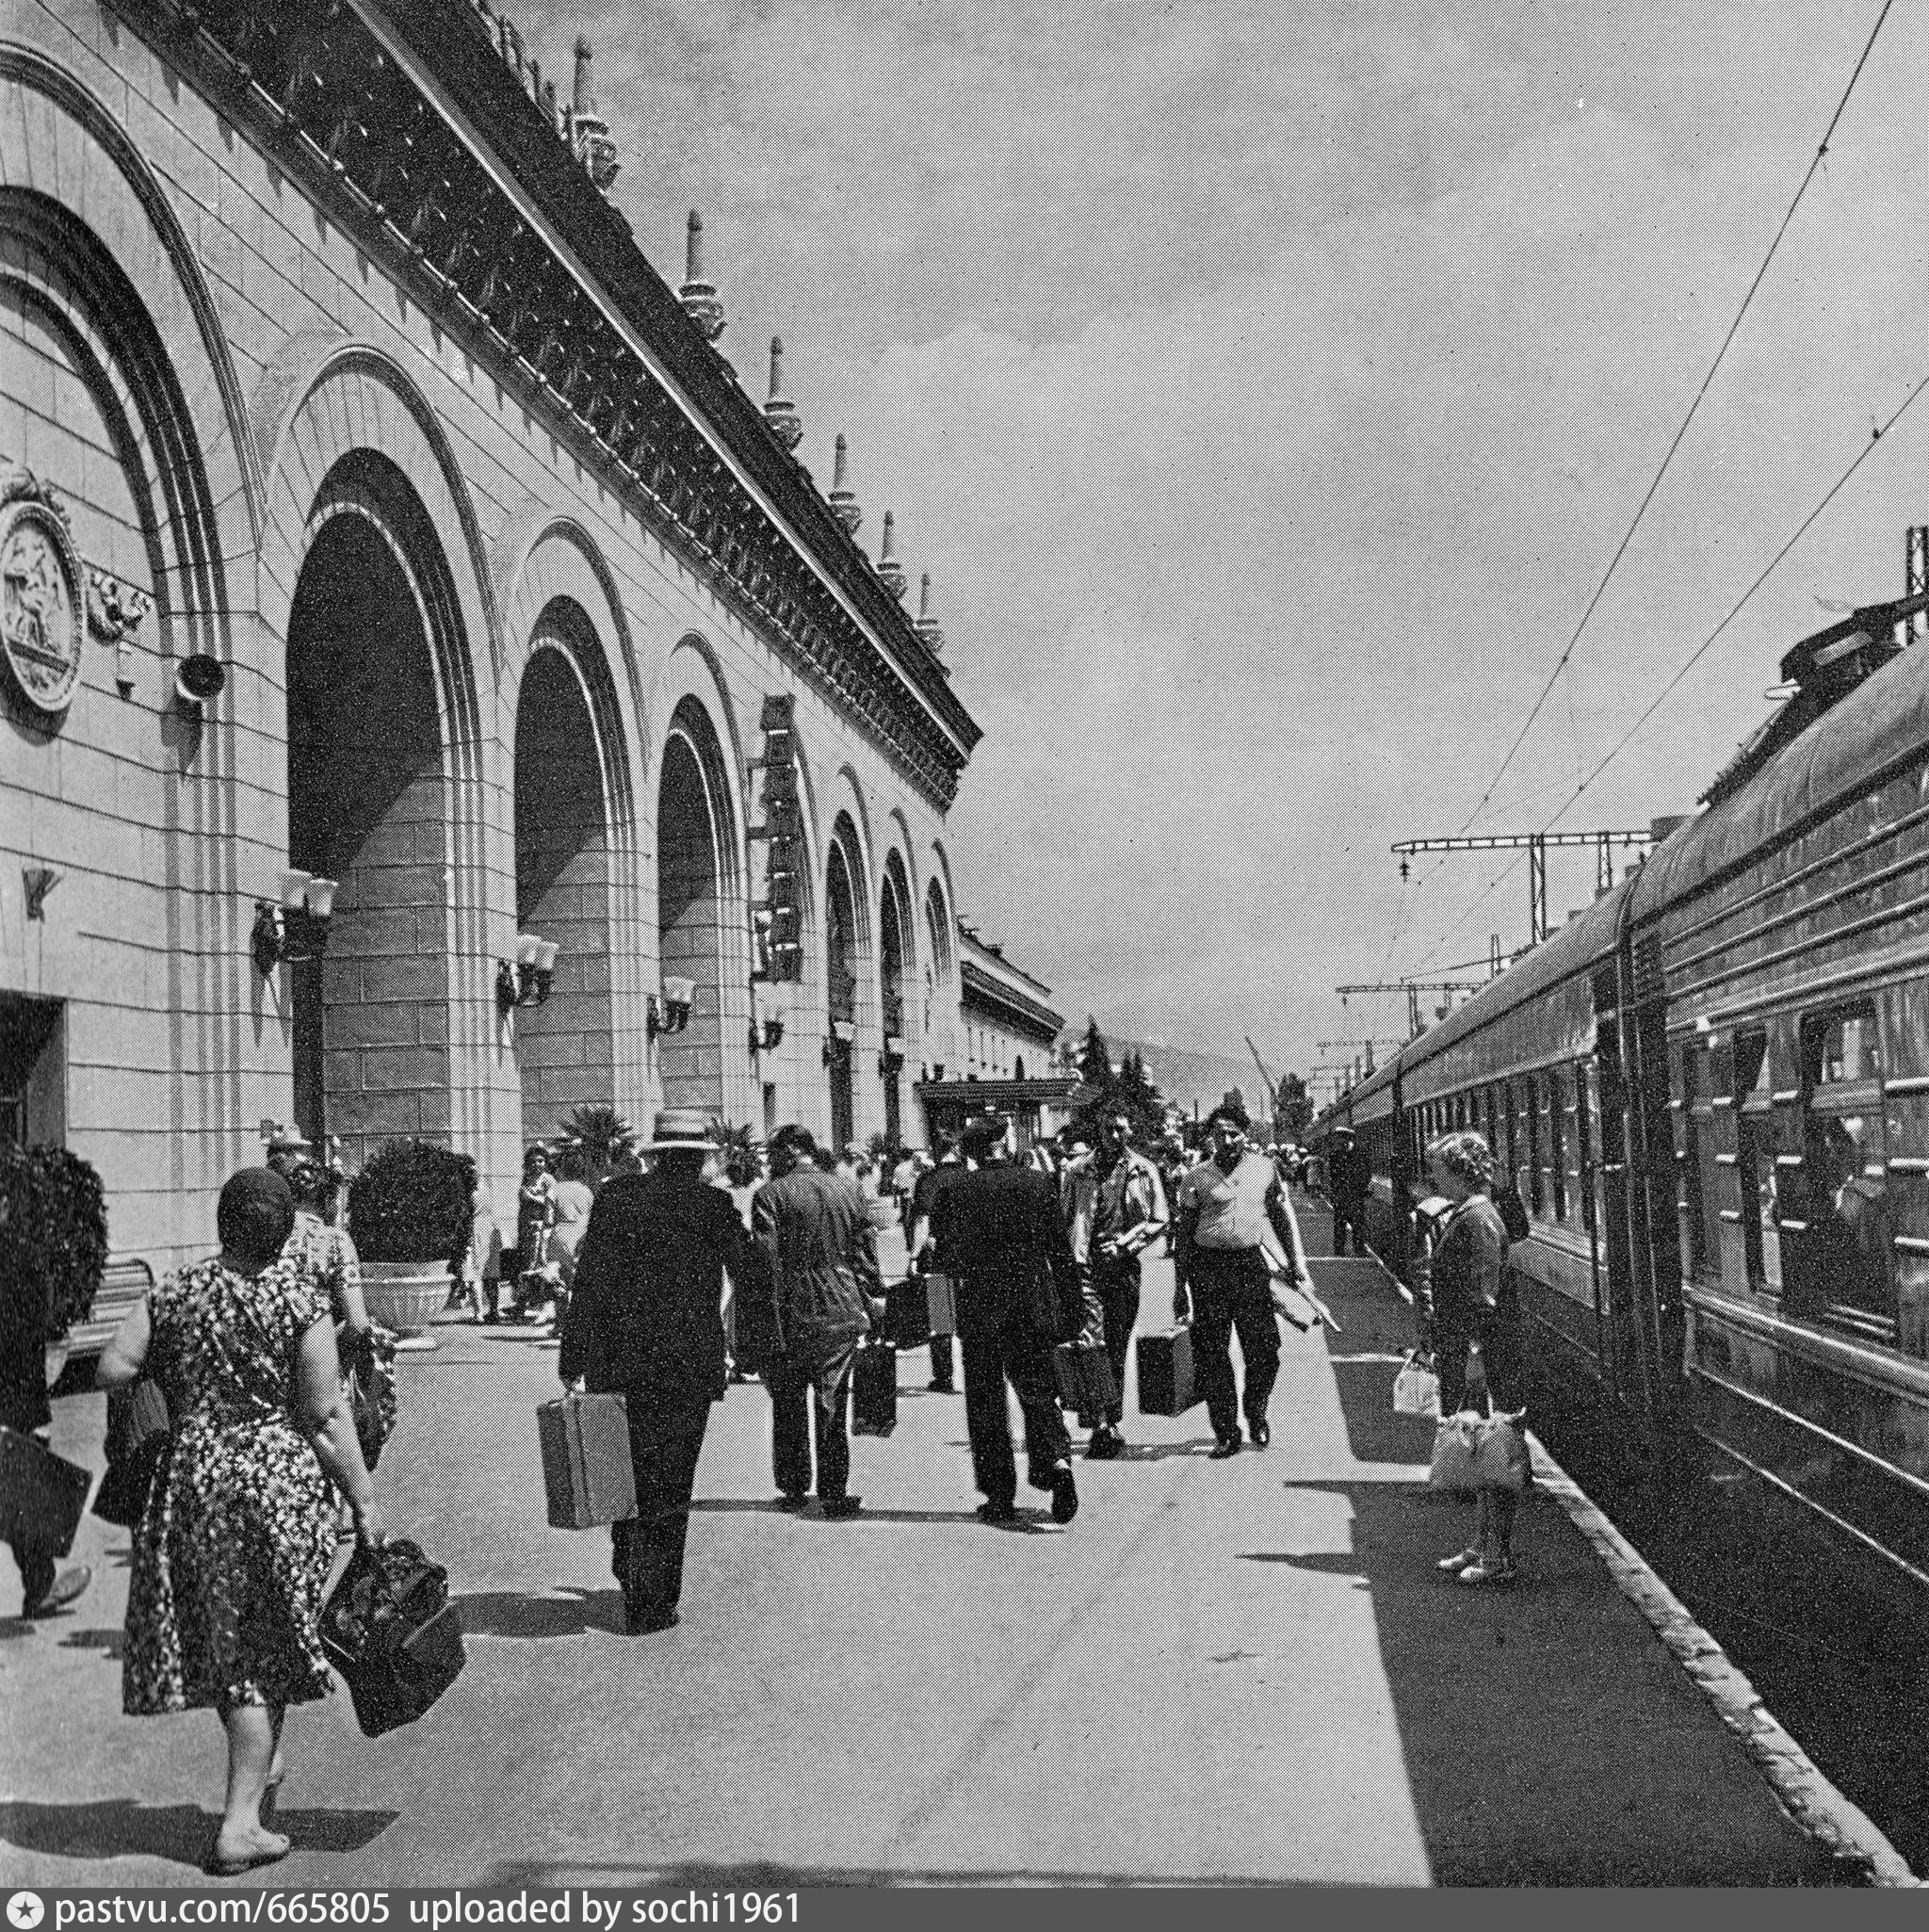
[454,1587,624,1638]
[0,1798,396,1867]
[689,1500,982,1525]
[58,1625,125,1660]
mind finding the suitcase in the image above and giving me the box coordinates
[925,1271,957,1337]
[1052,1341,1119,1428]
[536,1391,637,1529]
[884,1276,930,1347]
[0,1425,92,1557]
[1136,1325,1200,1417]
[851,1339,898,1437]
[319,1537,466,1738]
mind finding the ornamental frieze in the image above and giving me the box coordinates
[0,466,85,718]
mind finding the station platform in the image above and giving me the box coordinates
[1,1196,1908,1887]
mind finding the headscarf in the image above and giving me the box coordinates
[218,1166,296,1268]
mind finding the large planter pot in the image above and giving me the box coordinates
[360,1261,450,1346]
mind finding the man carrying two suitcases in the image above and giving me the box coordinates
[1173,1101,1313,1458]
[1061,1109,1169,1459]
[751,1124,885,1518]
[930,1115,1086,1526]
[559,1111,764,1633]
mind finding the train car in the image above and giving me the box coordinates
[1307,600,1929,1593]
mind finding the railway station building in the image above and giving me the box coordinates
[0,0,986,1270]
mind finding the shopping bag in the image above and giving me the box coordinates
[1392,1351,1441,1420]
[924,1271,957,1337]
[0,1425,91,1557]
[536,1391,636,1529]
[1427,1412,1484,1491]
[319,1537,466,1738]
[1472,1411,1532,1491]
[94,1379,171,1528]
[345,1327,399,1471]
[851,1339,898,1437]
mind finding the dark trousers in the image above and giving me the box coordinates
[928,1332,955,1388]
[766,1352,854,1501]
[1083,1257,1141,1427]
[609,1398,710,1622]
[1189,1248,1281,1442]
[1331,1198,1367,1256]
[959,1305,1071,1508]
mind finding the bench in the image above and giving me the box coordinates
[63,1257,155,1365]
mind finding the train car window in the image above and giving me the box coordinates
[1501,1083,1518,1183]
[1682,1043,1720,1281]
[1795,1001,1894,1341]
[1524,1074,1545,1215]
[1549,1067,1568,1222]
[1483,1089,1498,1158]
[1576,1063,1596,1239]
[1734,1030,1780,1294]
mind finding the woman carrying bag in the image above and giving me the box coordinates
[97,1167,388,1877]
[1418,1131,1528,1585]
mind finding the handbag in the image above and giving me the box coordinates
[1472,1411,1532,1491]
[1392,1351,1440,1420]
[1492,1177,1530,1245]
[93,1378,171,1528]
[1026,1256,1084,1346]
[344,1328,398,1471]
[319,1536,466,1737]
[1426,1411,1483,1491]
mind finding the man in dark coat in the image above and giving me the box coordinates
[751,1124,884,1518]
[930,1114,1086,1526]
[1326,1127,1370,1258]
[559,1110,763,1633]
[907,1131,965,1392]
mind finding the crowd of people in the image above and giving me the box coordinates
[3,1096,1531,1875]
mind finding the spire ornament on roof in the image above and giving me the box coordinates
[827,432,861,536]
[914,572,945,656]
[570,37,620,192]
[876,511,908,600]
[678,211,725,343]
[763,337,802,451]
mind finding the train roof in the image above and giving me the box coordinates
[1632,635,1929,921]
[1395,875,1632,1072]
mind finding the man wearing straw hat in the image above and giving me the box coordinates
[559,1109,764,1633]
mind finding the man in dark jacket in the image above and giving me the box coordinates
[1327,1128,1370,1258]
[559,1110,762,1633]
[907,1131,965,1392]
[930,1115,1085,1526]
[751,1124,884,1517]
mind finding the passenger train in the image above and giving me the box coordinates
[1308,591,1929,1597]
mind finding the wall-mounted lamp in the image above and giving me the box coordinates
[823,1032,851,1068]
[750,1016,784,1057]
[174,653,227,714]
[648,974,695,1039]
[879,1041,906,1080]
[23,867,58,922]
[495,933,560,1021]
[251,870,338,977]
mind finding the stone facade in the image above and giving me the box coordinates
[0,1,978,1265]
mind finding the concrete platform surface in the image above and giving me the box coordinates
[0,1210,1848,1887]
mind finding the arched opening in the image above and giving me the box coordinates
[286,470,455,1171]
[657,698,733,1120]
[923,879,953,1079]
[879,857,912,1151]
[825,838,860,1154]
[512,624,617,1149]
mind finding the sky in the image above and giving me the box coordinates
[511,0,1924,1084]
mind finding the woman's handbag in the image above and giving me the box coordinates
[1426,1411,1483,1491]
[1025,1257,1083,1346]
[1492,1177,1531,1245]
[344,1328,398,1471]
[319,1536,466,1737]
[93,1378,171,1528]
[1392,1351,1441,1420]
[1472,1411,1532,1491]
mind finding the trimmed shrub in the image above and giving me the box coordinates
[349,1139,478,1272]
[0,1144,109,1340]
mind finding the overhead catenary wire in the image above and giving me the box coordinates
[1406,375,1925,974]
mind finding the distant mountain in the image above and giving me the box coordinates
[1100,1032,1263,1123]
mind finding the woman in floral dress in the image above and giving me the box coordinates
[99,1168,386,1876]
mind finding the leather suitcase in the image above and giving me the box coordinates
[884,1277,930,1347]
[851,1339,898,1437]
[0,1425,92,1557]
[925,1271,958,1337]
[1136,1325,1200,1416]
[1052,1341,1119,1427]
[536,1392,636,1529]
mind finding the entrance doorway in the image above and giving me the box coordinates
[657,700,733,1121]
[0,995,63,1145]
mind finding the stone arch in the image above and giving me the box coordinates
[0,67,256,1245]
[878,848,915,1149]
[283,447,488,1169]
[823,809,872,1153]
[922,849,961,1080]
[657,688,742,1123]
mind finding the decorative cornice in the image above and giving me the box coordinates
[120,0,977,809]
[960,959,1064,1042]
